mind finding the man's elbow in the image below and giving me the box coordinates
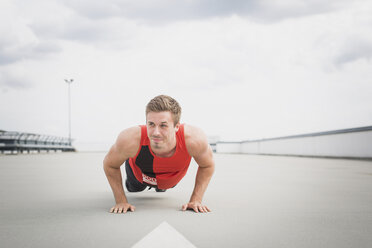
[200,162,215,175]
[103,155,112,173]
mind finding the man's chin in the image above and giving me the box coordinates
[151,141,162,149]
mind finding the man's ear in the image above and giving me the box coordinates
[175,123,180,132]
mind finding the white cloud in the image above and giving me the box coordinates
[0,66,33,89]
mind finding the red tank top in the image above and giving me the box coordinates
[128,124,192,189]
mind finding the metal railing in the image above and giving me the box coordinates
[0,130,76,154]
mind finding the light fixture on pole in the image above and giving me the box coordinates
[64,79,74,145]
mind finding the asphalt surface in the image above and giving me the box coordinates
[1,152,372,248]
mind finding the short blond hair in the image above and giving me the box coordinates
[146,95,181,125]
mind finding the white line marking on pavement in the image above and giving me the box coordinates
[132,221,197,248]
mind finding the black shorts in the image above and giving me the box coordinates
[125,160,154,192]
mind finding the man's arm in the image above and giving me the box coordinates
[183,125,215,213]
[103,126,140,213]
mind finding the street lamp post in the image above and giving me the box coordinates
[64,79,74,145]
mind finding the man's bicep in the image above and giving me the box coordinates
[104,144,128,169]
[193,142,214,168]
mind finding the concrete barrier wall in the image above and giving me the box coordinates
[216,142,241,154]
[216,126,372,159]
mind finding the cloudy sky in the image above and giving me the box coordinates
[1,0,372,151]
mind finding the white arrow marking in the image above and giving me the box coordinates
[132,221,197,248]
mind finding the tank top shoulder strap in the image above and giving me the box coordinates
[139,125,148,144]
[177,124,188,150]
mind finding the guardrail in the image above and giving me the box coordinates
[0,130,76,154]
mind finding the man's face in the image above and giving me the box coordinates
[146,111,179,150]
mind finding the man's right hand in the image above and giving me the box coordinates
[109,203,136,213]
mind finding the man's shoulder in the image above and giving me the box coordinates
[184,124,205,139]
[118,126,141,139]
[115,126,141,156]
[183,124,208,156]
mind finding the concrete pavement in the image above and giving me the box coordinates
[1,152,372,247]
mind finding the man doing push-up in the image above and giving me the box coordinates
[103,95,215,213]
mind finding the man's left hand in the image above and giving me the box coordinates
[182,202,211,213]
